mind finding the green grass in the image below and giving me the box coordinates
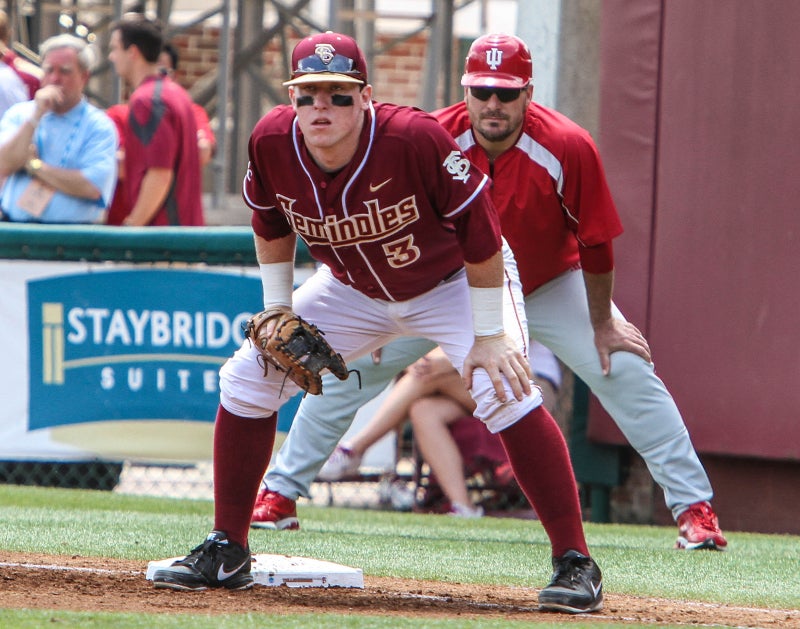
[1,484,798,627]
[0,609,678,629]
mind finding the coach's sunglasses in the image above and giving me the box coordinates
[295,53,362,76]
[470,87,525,103]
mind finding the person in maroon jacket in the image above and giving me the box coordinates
[107,15,203,226]
[150,31,603,614]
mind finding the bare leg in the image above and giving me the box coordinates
[347,350,476,456]
[409,395,474,509]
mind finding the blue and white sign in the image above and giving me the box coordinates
[27,269,256,429]
[0,260,264,462]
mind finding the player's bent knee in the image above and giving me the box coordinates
[471,375,541,434]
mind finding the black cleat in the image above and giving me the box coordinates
[539,549,603,613]
[152,530,253,591]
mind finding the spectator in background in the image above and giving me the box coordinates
[158,42,216,167]
[107,15,204,226]
[0,10,43,99]
[104,100,131,225]
[105,41,213,226]
[0,34,117,223]
[0,63,27,192]
[0,63,27,119]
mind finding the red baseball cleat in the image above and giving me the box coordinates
[675,501,727,550]
[251,489,300,530]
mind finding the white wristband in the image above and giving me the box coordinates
[259,262,294,309]
[469,286,504,337]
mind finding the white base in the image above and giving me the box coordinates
[146,553,364,588]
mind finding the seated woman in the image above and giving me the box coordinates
[318,342,562,517]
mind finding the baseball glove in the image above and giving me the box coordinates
[244,309,349,395]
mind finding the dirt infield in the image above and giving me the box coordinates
[1,551,798,627]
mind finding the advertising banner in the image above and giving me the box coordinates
[0,260,262,463]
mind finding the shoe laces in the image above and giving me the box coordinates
[180,535,225,566]
[261,489,282,503]
[686,503,719,532]
[551,552,592,587]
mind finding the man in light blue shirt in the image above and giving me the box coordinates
[0,34,117,223]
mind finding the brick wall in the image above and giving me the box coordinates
[165,27,448,109]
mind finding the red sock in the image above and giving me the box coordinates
[498,405,589,557]
[212,405,277,547]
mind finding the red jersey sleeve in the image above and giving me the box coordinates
[560,128,623,247]
[578,240,615,273]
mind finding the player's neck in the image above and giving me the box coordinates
[475,130,520,164]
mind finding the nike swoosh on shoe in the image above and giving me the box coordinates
[217,559,249,581]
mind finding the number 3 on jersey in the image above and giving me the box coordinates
[383,235,420,268]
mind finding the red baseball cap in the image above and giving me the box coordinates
[283,31,368,87]
[461,33,533,89]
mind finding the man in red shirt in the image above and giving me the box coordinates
[107,15,203,226]
[104,41,214,226]
[150,31,603,614]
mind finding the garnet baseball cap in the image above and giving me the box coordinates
[283,31,368,87]
[461,33,533,89]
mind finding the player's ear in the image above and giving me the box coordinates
[359,84,372,109]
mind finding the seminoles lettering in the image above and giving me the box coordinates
[277,194,420,246]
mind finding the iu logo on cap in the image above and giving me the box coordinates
[486,47,503,70]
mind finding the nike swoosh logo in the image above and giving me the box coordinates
[369,178,392,192]
[591,581,602,597]
[217,559,249,581]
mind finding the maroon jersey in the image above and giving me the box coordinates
[125,76,204,226]
[434,101,623,295]
[244,101,502,301]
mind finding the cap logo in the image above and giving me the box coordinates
[314,43,336,65]
[485,47,503,70]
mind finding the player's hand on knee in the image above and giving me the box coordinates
[462,333,533,402]
[593,318,652,375]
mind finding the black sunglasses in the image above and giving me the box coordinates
[295,53,360,75]
[469,87,525,103]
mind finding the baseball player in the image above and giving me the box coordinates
[252,33,727,552]
[152,31,604,614]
